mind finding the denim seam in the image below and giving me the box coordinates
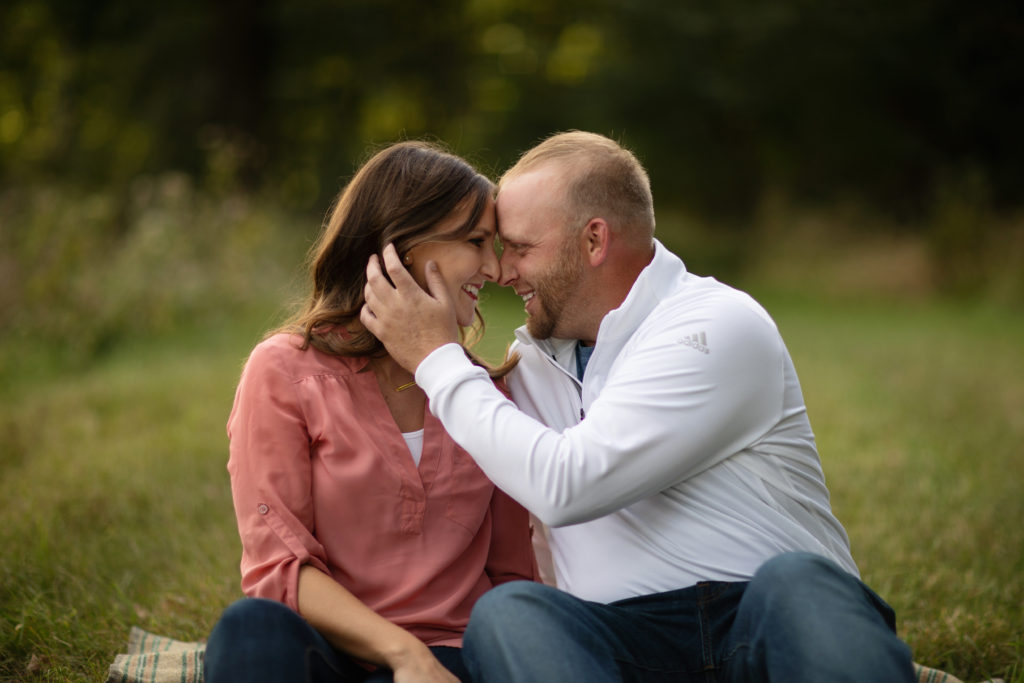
[720,641,749,681]
[697,591,717,683]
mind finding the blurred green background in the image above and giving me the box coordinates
[1,1,1023,681]
[2,0,1023,373]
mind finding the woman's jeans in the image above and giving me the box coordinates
[463,552,915,683]
[204,598,472,683]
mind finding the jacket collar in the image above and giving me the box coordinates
[513,328,578,375]
[513,239,687,366]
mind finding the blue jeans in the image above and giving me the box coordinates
[204,598,472,683]
[463,552,915,682]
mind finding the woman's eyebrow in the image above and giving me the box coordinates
[475,225,497,239]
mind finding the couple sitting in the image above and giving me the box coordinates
[204,132,916,682]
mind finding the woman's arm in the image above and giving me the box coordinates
[298,565,459,682]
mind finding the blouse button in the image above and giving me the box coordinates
[257,503,269,515]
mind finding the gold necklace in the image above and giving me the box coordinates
[369,357,416,393]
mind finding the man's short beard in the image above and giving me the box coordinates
[526,236,584,340]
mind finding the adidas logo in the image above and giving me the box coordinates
[679,331,709,354]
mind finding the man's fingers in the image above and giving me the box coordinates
[422,261,452,306]
[368,244,433,301]
[359,303,375,328]
[380,243,422,292]
[364,253,390,299]
[381,243,404,279]
[363,252,400,330]
[359,244,460,371]
[359,276,379,338]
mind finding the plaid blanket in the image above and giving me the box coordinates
[106,626,1000,683]
[106,627,204,683]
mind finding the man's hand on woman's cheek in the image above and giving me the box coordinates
[361,243,460,372]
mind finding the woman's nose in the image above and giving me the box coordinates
[480,243,500,282]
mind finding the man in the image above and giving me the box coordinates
[361,131,914,682]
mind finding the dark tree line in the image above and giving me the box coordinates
[1,0,1021,222]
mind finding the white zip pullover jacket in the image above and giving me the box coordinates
[416,240,857,603]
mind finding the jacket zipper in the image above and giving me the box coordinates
[545,351,585,423]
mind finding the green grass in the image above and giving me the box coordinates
[758,294,1024,682]
[1,289,1022,682]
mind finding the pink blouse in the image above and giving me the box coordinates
[226,334,538,647]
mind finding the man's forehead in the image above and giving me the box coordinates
[498,168,565,219]
[500,163,567,197]
[495,215,522,241]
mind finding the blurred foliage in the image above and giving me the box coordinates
[1,0,1022,369]
[1,0,1021,216]
[0,176,306,373]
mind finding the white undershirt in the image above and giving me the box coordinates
[402,429,425,466]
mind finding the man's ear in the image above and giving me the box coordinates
[583,218,610,266]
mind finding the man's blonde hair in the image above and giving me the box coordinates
[500,131,655,243]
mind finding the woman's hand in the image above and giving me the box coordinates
[389,645,461,683]
[298,566,461,681]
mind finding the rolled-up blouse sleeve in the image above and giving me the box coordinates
[226,341,330,611]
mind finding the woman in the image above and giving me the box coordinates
[204,141,538,683]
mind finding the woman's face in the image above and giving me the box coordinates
[405,197,500,327]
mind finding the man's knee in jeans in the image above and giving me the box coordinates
[754,551,839,582]
[748,552,855,602]
[467,581,552,638]
[745,551,900,635]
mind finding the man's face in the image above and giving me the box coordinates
[496,168,586,340]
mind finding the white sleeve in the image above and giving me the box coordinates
[416,303,785,527]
